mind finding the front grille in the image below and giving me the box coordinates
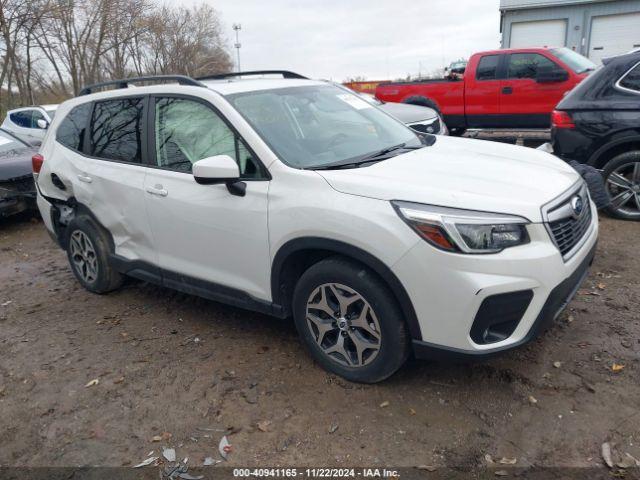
[544,184,592,260]
[409,118,440,134]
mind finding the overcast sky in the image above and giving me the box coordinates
[200,0,502,80]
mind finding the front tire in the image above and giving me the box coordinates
[292,257,410,383]
[603,151,640,221]
[65,216,123,293]
[448,128,467,137]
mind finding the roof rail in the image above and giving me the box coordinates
[79,75,204,96]
[197,70,308,81]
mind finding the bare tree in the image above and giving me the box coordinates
[137,4,232,77]
[0,0,232,113]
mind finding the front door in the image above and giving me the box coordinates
[142,95,272,301]
[500,52,571,128]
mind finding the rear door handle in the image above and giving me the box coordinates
[502,86,513,95]
[146,185,168,197]
[77,174,92,183]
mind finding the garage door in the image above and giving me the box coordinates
[510,20,567,48]
[589,13,640,64]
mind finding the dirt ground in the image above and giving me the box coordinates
[0,213,638,471]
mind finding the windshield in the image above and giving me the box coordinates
[358,92,383,105]
[0,130,28,155]
[551,48,597,74]
[45,108,56,119]
[227,84,422,169]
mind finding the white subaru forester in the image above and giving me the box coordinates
[34,72,598,383]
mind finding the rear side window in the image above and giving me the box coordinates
[10,111,34,128]
[476,55,500,81]
[56,104,91,152]
[619,62,640,93]
[89,98,144,163]
[507,53,558,79]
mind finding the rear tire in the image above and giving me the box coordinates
[64,216,123,293]
[292,257,410,383]
[602,151,640,221]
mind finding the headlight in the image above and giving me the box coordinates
[392,201,530,254]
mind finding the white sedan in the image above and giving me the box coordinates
[1,104,58,145]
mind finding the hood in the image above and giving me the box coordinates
[0,147,37,181]
[379,102,438,124]
[317,136,580,222]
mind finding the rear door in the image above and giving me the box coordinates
[142,95,271,300]
[500,52,571,128]
[60,96,156,265]
[465,54,504,128]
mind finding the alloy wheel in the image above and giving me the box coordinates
[606,160,640,215]
[305,283,381,367]
[69,230,99,283]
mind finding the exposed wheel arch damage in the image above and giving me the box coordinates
[45,198,116,253]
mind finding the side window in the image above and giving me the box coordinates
[89,98,144,163]
[154,97,263,178]
[476,55,500,81]
[10,111,33,128]
[56,103,91,151]
[31,110,46,128]
[507,53,558,80]
[619,63,640,93]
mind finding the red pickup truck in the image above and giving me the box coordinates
[376,47,596,134]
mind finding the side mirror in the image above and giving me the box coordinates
[193,155,240,185]
[536,67,569,83]
[36,118,49,129]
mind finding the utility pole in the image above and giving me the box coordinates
[233,24,242,73]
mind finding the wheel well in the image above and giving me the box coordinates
[271,239,422,340]
[275,248,336,315]
[592,141,640,169]
[50,199,116,253]
[402,95,440,113]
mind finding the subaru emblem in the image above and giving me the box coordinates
[570,195,584,218]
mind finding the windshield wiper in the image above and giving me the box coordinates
[360,143,424,161]
[311,159,385,171]
[308,143,425,171]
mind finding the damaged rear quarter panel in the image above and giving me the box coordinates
[39,139,155,263]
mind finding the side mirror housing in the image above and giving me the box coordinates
[536,67,569,83]
[36,118,49,129]
[193,155,240,185]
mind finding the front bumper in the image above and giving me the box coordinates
[391,201,599,359]
[412,241,596,360]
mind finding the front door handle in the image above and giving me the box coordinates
[146,184,168,197]
[502,86,513,95]
[77,174,92,183]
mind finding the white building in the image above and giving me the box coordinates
[500,0,640,63]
